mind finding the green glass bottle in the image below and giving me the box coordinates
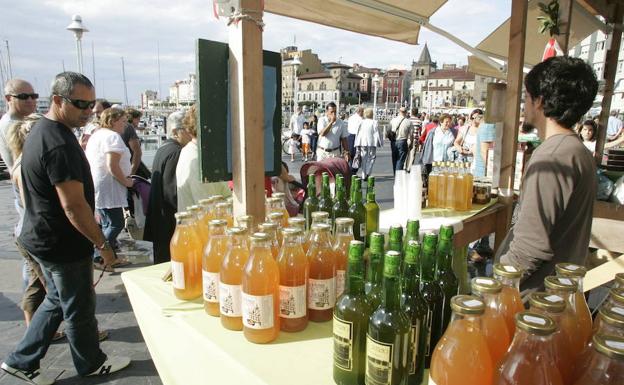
[304,174,319,231]
[388,224,404,257]
[333,240,372,385]
[364,177,379,248]
[348,178,367,242]
[403,219,420,256]
[436,226,458,334]
[420,233,443,369]
[349,175,358,205]
[366,251,410,385]
[318,172,334,228]
[332,174,350,228]
[365,232,385,309]
[401,240,427,385]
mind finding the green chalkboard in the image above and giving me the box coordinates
[196,38,282,183]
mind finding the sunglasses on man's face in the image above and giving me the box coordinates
[58,95,96,110]
[9,93,39,100]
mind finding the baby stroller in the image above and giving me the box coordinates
[300,158,352,203]
[125,175,151,240]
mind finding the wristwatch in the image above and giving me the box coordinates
[96,240,112,251]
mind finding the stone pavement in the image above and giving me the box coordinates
[0,180,162,385]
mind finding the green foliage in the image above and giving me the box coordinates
[537,0,560,37]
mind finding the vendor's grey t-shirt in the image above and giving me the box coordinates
[497,132,596,294]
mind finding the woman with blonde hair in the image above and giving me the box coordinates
[353,107,382,180]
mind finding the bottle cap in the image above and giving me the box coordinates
[544,276,578,293]
[515,311,556,335]
[311,223,331,232]
[259,222,278,231]
[609,288,624,306]
[555,263,587,278]
[250,232,269,241]
[450,295,485,315]
[335,217,355,226]
[528,292,566,313]
[187,205,202,214]
[198,197,215,206]
[348,240,365,262]
[209,219,228,228]
[593,334,624,360]
[493,263,523,279]
[236,215,254,228]
[272,192,285,199]
[406,219,419,233]
[389,224,404,241]
[471,277,503,294]
[311,211,330,219]
[227,227,246,235]
[383,251,401,277]
[174,211,191,220]
[287,217,306,228]
[438,225,454,240]
[211,195,225,203]
[215,202,230,209]
[282,227,303,236]
[422,233,438,252]
[370,232,385,253]
[404,240,421,264]
[268,212,285,221]
[598,306,624,329]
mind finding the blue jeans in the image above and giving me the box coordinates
[97,207,124,252]
[5,255,106,375]
[395,139,408,171]
[347,134,357,171]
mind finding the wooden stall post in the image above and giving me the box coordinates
[556,0,574,53]
[594,3,624,166]
[497,0,528,236]
[229,0,266,221]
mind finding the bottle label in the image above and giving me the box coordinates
[308,277,336,310]
[242,293,274,330]
[428,375,439,385]
[425,308,433,357]
[360,223,366,238]
[202,271,219,303]
[408,323,420,374]
[333,316,353,371]
[219,283,242,317]
[279,284,307,319]
[365,335,393,385]
[336,270,346,298]
[171,261,185,290]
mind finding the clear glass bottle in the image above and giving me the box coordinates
[236,214,255,236]
[555,262,592,345]
[202,219,228,316]
[615,273,624,289]
[214,201,234,227]
[270,192,291,225]
[187,205,209,248]
[572,334,624,385]
[307,223,337,322]
[430,295,493,385]
[493,263,525,336]
[445,162,457,210]
[277,227,308,332]
[333,217,355,299]
[258,222,280,259]
[305,211,331,252]
[463,162,474,210]
[267,211,285,245]
[544,276,585,361]
[604,288,624,309]
[428,162,439,208]
[219,227,250,331]
[170,212,203,300]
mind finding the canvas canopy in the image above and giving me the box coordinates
[264,0,447,45]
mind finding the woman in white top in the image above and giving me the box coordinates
[453,108,483,163]
[431,114,456,162]
[85,108,133,260]
[354,107,382,180]
[579,119,597,155]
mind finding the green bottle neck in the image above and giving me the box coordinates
[345,262,366,295]
[402,262,420,293]
[366,252,384,285]
[366,192,376,203]
[437,240,453,271]
[382,275,402,309]
[421,247,437,282]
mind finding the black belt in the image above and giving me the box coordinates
[319,146,340,152]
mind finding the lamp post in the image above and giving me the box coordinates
[66,15,88,74]
[409,84,414,112]
[372,74,380,119]
[291,55,302,114]
[336,79,342,114]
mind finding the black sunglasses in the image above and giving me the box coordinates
[57,95,96,110]
[9,93,39,100]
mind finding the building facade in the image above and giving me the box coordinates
[296,63,361,110]
[352,63,382,102]
[412,65,492,109]
[281,46,323,110]
[141,90,159,109]
[169,74,196,106]
[382,69,409,109]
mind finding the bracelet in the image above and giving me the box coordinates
[96,240,112,251]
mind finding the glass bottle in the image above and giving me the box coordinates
[364,177,380,248]
[573,334,624,385]
[594,305,624,337]
[304,174,319,231]
[402,240,428,385]
[445,162,457,210]
[454,163,466,210]
[277,227,309,332]
[420,232,444,368]
[615,273,624,289]
[437,162,448,210]
[305,211,331,254]
[493,263,525,336]
[267,211,285,245]
[348,177,367,242]
[219,227,250,331]
[287,216,306,232]
[464,162,474,210]
[332,174,350,227]
[318,172,334,228]
[387,224,404,255]
[170,212,203,300]
[555,262,593,345]
[334,217,355,299]
[236,214,255,236]
[365,251,411,385]
[604,288,624,309]
[242,233,280,343]
[258,222,280,259]
[528,292,575,385]
[430,295,493,385]
[365,232,385,310]
[307,223,337,322]
[270,192,291,224]
[471,277,512,367]
[436,229,458,334]
[187,205,209,249]
[403,219,420,256]
[494,312,563,385]
[428,162,439,208]
[214,201,234,227]
[544,276,585,361]
[198,196,217,222]
[202,219,228,317]
[333,240,372,385]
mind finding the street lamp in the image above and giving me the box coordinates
[372,74,379,119]
[291,55,302,114]
[409,84,415,112]
[66,15,88,74]
[336,79,342,114]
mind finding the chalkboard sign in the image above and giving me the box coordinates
[196,38,282,182]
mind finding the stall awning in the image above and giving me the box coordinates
[474,0,605,68]
[264,0,447,45]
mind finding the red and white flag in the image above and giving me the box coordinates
[542,37,564,61]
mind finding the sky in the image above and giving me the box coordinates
[0,0,511,105]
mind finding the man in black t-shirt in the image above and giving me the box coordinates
[1,72,130,384]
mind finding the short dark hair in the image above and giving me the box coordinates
[326,102,336,110]
[411,107,418,116]
[50,71,93,98]
[581,119,597,141]
[125,108,142,122]
[97,99,112,110]
[524,56,598,129]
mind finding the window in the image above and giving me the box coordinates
[348,83,351,90]
[320,82,326,91]
[315,94,318,101]
[321,94,325,101]
[307,83,314,91]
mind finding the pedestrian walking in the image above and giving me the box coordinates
[389,107,413,172]
[354,107,382,180]
[347,106,363,171]
[316,102,349,162]
[300,121,313,161]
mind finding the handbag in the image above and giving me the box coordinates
[351,147,362,169]
[386,117,405,141]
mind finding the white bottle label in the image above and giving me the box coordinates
[360,223,366,237]
[336,270,346,298]
[219,283,242,317]
[202,271,219,303]
[408,323,420,375]
[365,335,393,385]
[308,277,336,310]
[279,284,307,319]
[242,293,274,330]
[333,316,353,371]
[171,261,185,290]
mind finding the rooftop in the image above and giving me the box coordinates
[428,68,476,81]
